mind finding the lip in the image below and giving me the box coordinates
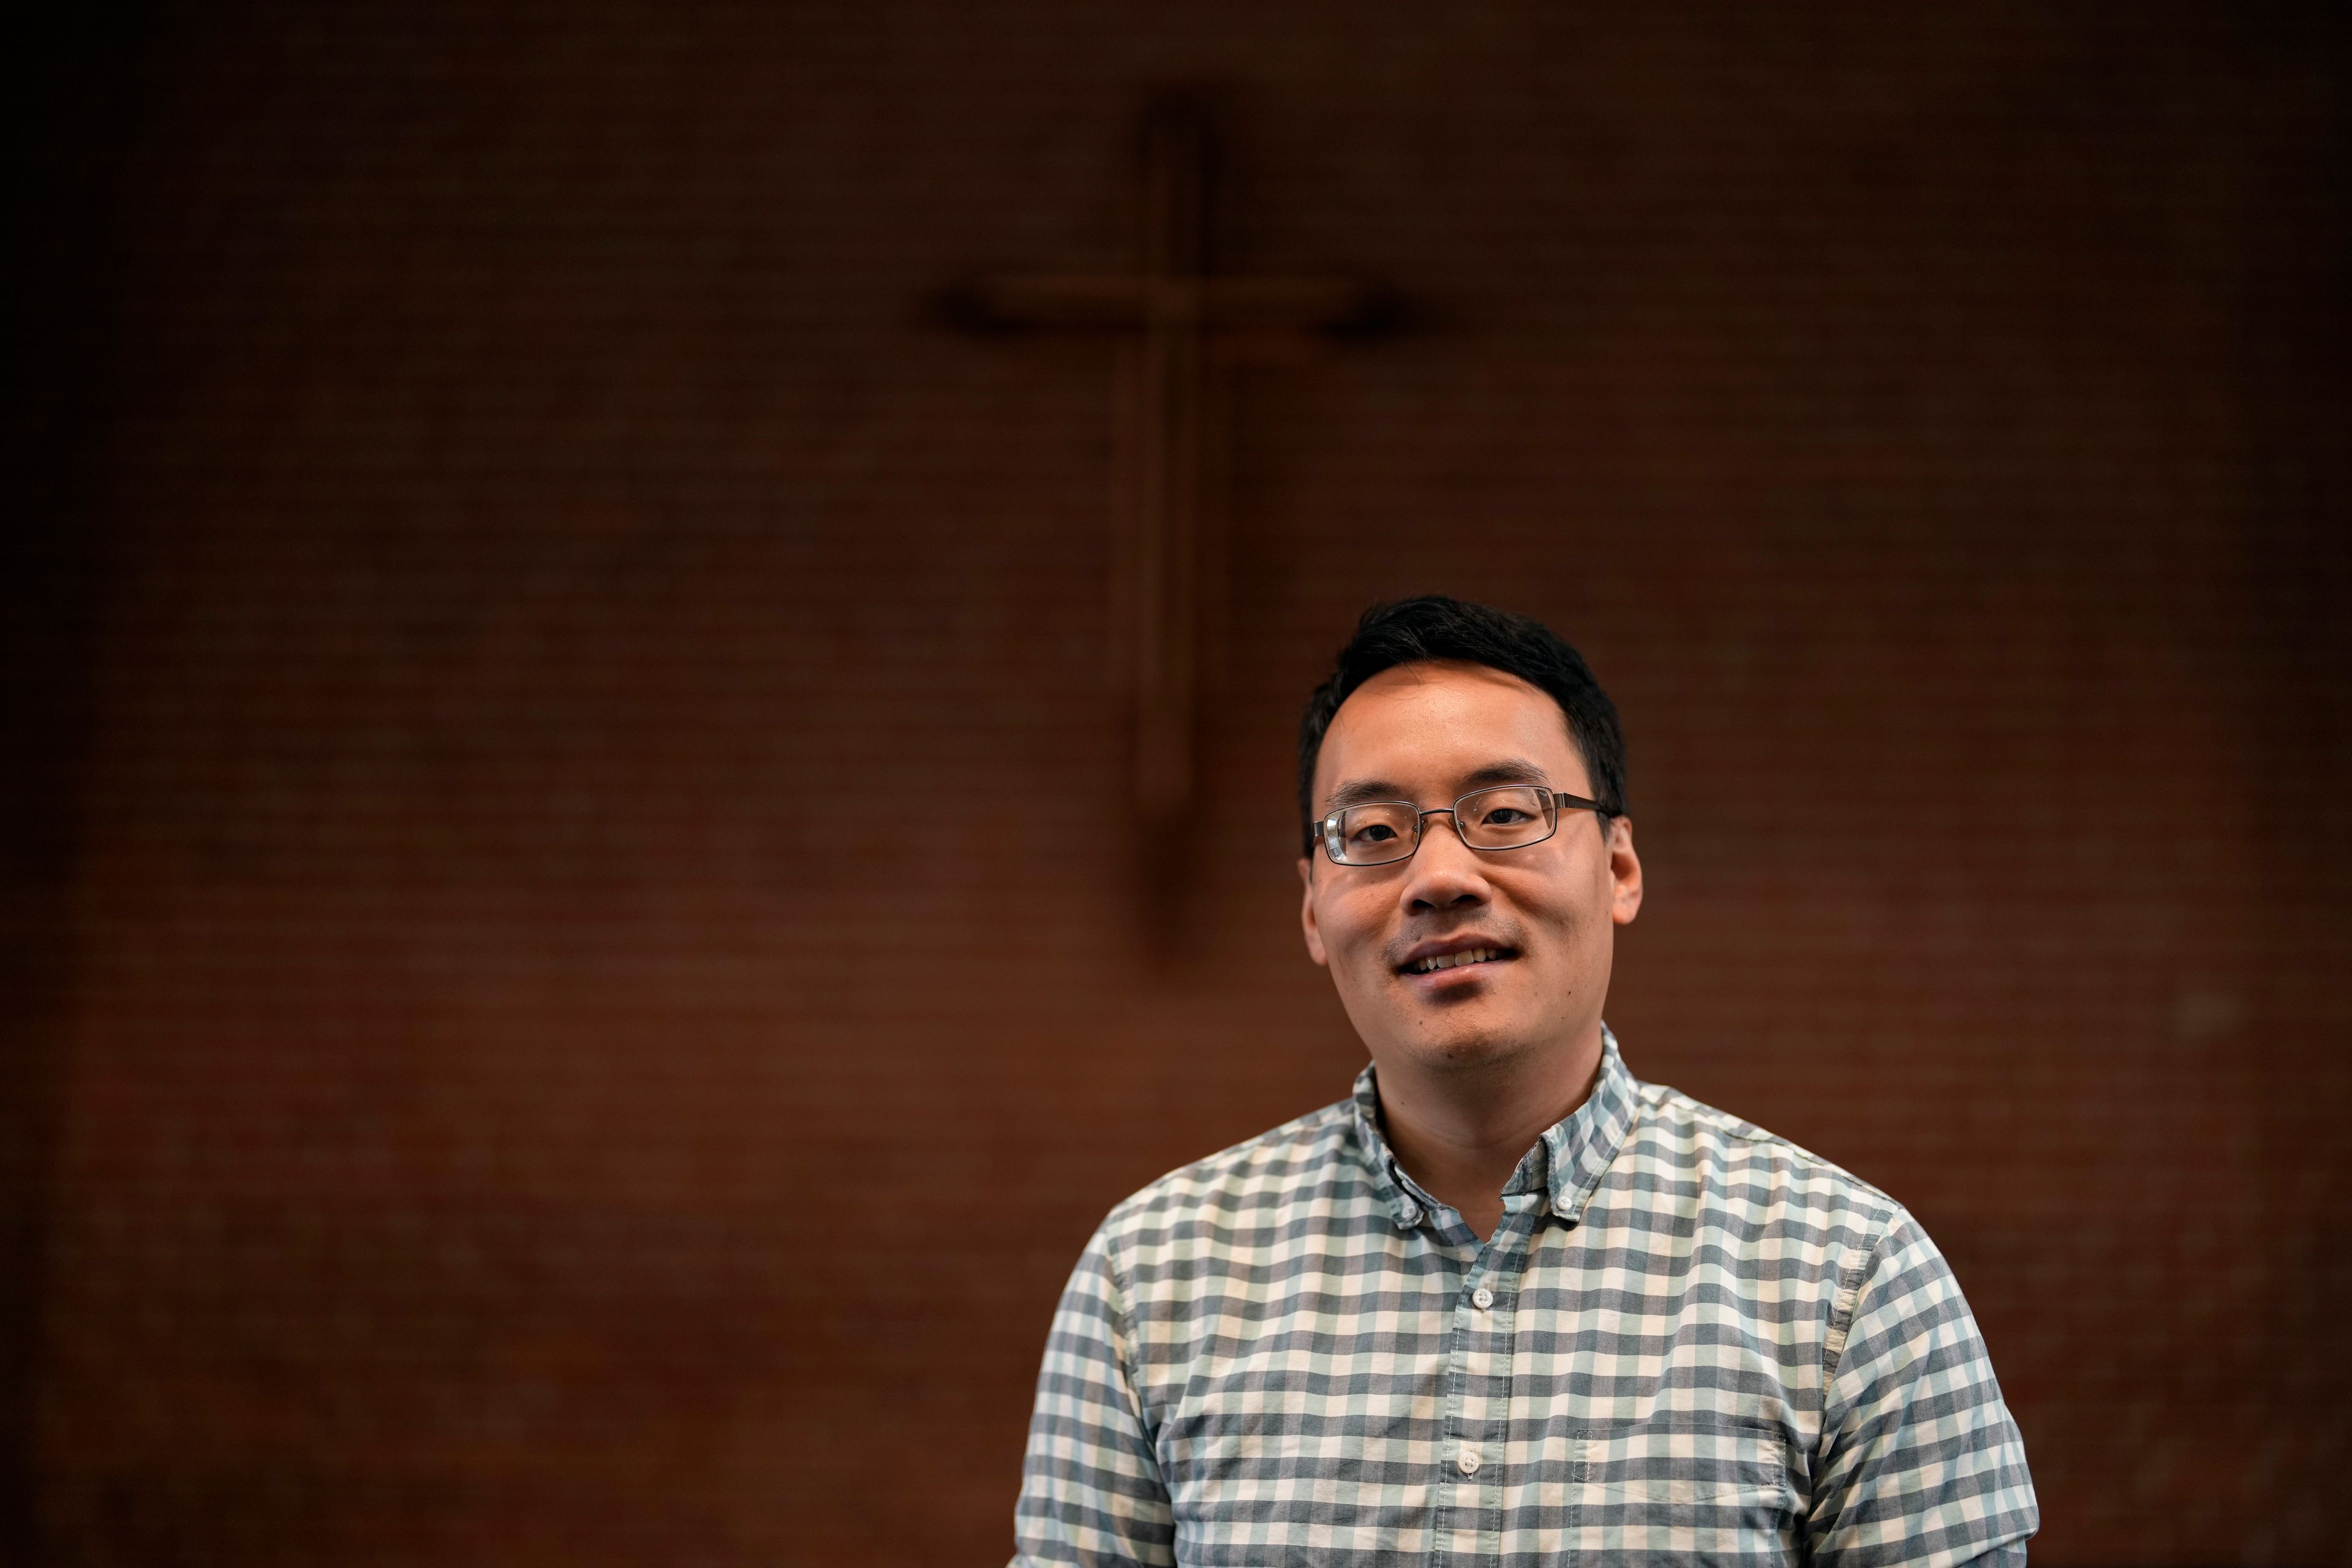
[1395,935,1520,981]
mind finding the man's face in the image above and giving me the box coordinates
[1298,661,1642,1079]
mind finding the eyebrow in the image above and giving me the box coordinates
[1320,758,1555,814]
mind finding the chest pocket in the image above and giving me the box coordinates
[1574,1416,1798,1562]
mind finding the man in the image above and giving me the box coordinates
[1012,597,2037,1566]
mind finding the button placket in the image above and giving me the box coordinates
[1444,1210,1531,1564]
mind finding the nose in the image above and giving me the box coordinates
[1399,810,1493,913]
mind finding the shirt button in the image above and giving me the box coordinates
[1397,1203,1421,1227]
[1552,1196,1575,1218]
[1458,1447,1482,1476]
[1472,1287,1494,1311]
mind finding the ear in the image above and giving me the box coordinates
[1298,856,1330,967]
[1607,817,1643,925]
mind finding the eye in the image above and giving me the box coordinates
[1349,822,1398,843]
[1480,806,1532,826]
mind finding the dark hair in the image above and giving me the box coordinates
[1297,596,1627,848]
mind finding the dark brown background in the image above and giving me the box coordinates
[10,2,2348,1564]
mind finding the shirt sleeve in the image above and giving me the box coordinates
[1804,1210,2040,1567]
[1009,1226,1177,1568]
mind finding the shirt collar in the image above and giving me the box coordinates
[1349,1023,1640,1231]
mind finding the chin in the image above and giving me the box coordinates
[1404,1020,1532,1072]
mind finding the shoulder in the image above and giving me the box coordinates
[1088,1097,1362,1263]
[1613,1078,1906,1259]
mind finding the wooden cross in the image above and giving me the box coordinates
[949,103,1393,832]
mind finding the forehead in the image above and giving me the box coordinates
[1314,661,1589,801]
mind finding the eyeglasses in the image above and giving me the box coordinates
[1312,784,1610,867]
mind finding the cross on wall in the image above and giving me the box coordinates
[948,102,1396,835]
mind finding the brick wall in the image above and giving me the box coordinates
[15,2,2348,1562]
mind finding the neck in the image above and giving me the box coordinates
[1373,1022,1605,1242]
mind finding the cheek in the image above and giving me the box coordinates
[1317,890,1393,967]
[1504,875,1604,949]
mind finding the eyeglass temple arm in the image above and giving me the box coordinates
[1550,790,1615,815]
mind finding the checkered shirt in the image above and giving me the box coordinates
[1011,1028,2037,1566]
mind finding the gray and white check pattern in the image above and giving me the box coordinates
[1012,1028,2036,1566]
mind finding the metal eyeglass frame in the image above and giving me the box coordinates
[1311,785,1613,866]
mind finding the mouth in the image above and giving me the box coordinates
[1397,944,1518,978]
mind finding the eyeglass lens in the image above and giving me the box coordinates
[1327,785,1557,865]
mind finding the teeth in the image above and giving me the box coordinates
[1411,947,1501,974]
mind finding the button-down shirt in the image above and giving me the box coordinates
[1012,1028,2036,1566]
